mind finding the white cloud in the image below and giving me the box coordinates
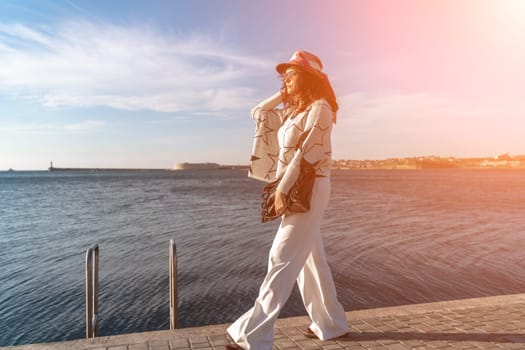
[0,122,57,135]
[0,119,106,134]
[63,119,106,131]
[0,21,271,112]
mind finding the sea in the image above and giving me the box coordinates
[1,169,525,346]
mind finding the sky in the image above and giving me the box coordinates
[1,0,524,170]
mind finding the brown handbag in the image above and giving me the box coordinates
[260,179,280,223]
[261,157,316,223]
[287,157,317,212]
[260,120,317,224]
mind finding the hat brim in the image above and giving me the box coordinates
[275,62,324,79]
[276,62,294,74]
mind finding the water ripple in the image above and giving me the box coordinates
[1,169,525,345]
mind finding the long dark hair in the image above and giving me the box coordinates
[280,67,338,123]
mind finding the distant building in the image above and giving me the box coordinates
[172,162,221,170]
[494,153,511,161]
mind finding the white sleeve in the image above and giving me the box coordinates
[248,106,284,183]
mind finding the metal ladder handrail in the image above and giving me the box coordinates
[169,239,178,329]
[85,244,99,338]
[85,240,178,337]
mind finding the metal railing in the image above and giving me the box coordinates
[169,239,178,329]
[84,240,178,337]
[85,244,99,338]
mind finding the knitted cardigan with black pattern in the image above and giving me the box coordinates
[248,98,333,196]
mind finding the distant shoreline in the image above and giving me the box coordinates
[332,153,525,170]
[46,163,249,172]
[48,167,171,172]
[4,154,525,172]
[3,166,525,172]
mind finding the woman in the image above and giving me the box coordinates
[226,51,349,350]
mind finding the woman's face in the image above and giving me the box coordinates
[282,67,304,96]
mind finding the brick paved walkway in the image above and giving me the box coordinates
[3,294,525,350]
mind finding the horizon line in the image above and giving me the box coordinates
[4,153,525,172]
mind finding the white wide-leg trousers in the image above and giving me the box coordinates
[227,178,348,350]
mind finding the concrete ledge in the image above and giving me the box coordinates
[3,293,525,350]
